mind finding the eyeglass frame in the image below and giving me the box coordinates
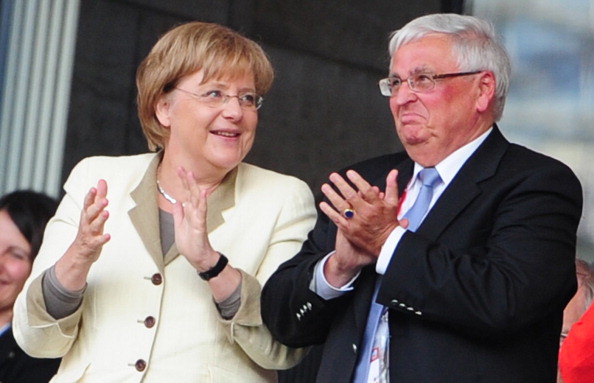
[378,70,483,96]
[174,87,264,110]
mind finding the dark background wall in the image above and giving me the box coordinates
[64,0,461,381]
[63,0,462,197]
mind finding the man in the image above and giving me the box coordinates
[261,13,583,383]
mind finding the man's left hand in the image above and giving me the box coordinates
[319,169,401,255]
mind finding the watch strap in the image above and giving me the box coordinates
[198,253,228,281]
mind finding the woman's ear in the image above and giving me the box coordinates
[155,96,171,127]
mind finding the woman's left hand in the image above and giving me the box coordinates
[172,167,242,302]
[172,167,220,272]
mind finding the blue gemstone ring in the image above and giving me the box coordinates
[343,208,355,219]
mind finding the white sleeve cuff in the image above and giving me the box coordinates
[376,226,406,274]
[310,252,359,300]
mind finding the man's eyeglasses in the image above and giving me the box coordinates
[175,87,264,110]
[378,71,482,96]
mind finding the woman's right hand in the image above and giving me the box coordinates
[55,179,111,291]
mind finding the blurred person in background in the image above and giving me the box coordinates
[558,259,594,383]
[0,190,60,382]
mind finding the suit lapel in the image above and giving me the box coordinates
[206,167,236,233]
[129,154,164,268]
[397,160,414,195]
[163,166,237,265]
[418,126,509,237]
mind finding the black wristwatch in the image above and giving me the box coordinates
[198,253,228,281]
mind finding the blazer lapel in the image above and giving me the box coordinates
[126,154,238,267]
[397,160,414,195]
[418,126,509,237]
[206,167,236,233]
[129,154,164,269]
[165,167,237,264]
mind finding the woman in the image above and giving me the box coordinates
[0,190,60,382]
[13,22,316,382]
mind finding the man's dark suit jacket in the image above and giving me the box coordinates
[262,127,583,383]
[0,327,60,383]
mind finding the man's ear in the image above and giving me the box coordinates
[476,71,496,113]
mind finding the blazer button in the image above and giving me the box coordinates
[151,273,163,285]
[144,316,156,328]
[135,359,147,371]
[352,344,358,354]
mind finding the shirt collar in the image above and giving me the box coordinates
[411,126,493,188]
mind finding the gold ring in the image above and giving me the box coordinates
[343,208,355,219]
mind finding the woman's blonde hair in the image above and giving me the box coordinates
[136,22,274,150]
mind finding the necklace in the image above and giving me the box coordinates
[156,179,177,204]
